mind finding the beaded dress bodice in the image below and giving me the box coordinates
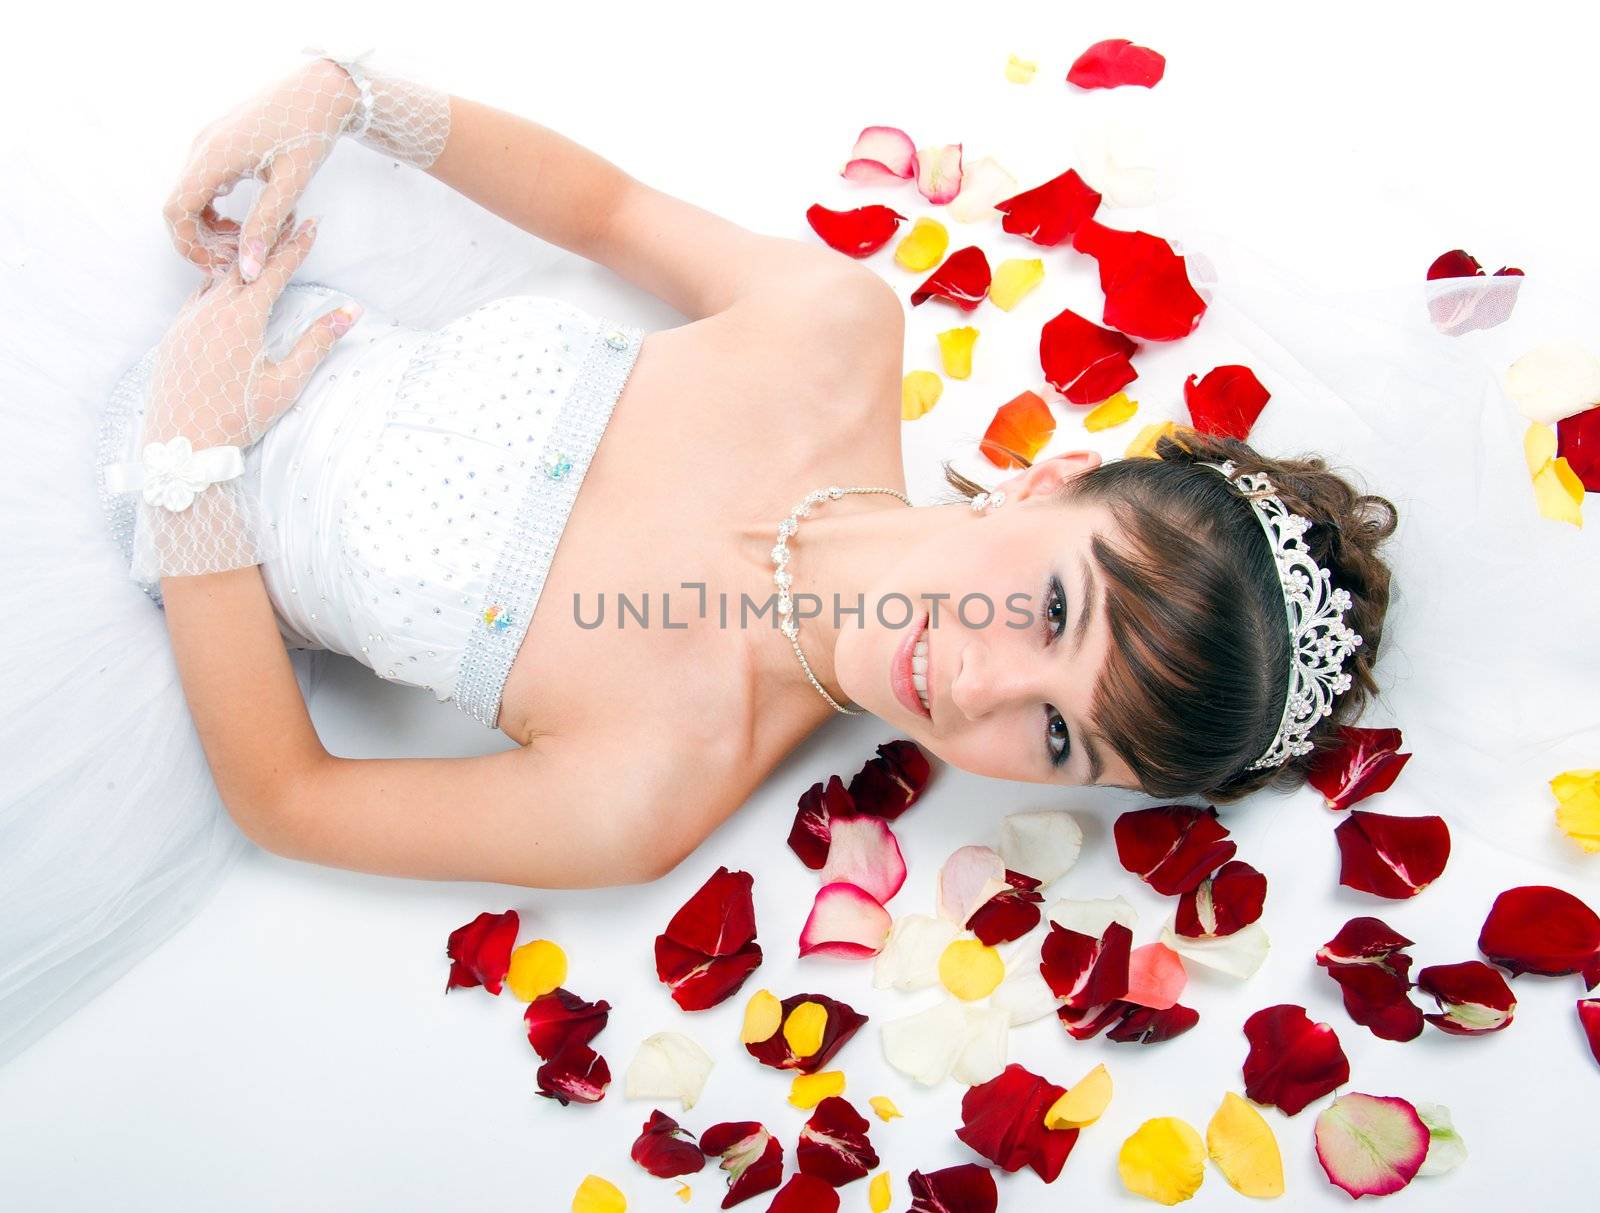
[97,282,646,728]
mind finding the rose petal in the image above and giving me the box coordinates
[907,1163,998,1213]
[940,938,1007,1000]
[1040,921,1132,1009]
[1322,962,1424,1042]
[1105,1002,1201,1045]
[937,846,1008,924]
[1074,116,1175,208]
[1117,1116,1206,1206]
[524,988,611,1060]
[1502,341,1600,425]
[1044,1063,1113,1128]
[842,125,917,184]
[869,1171,890,1213]
[798,1095,880,1186]
[895,218,951,273]
[1055,1000,1127,1042]
[902,370,943,421]
[1206,1091,1284,1199]
[663,866,757,957]
[445,909,519,995]
[1416,961,1517,1035]
[1314,1093,1429,1198]
[654,935,764,1012]
[937,326,978,379]
[805,203,908,258]
[1047,896,1138,937]
[1173,861,1266,939]
[785,1000,830,1057]
[789,776,852,870]
[1160,921,1270,979]
[1085,391,1138,431]
[800,882,893,959]
[965,870,1044,946]
[874,913,963,991]
[1125,419,1179,458]
[1039,307,1138,405]
[1306,725,1413,811]
[869,1096,902,1122]
[1553,768,1600,853]
[996,810,1083,885]
[572,1174,627,1213]
[631,1109,706,1179]
[1125,943,1187,1010]
[1415,1102,1468,1177]
[1241,1004,1351,1117]
[910,246,991,310]
[536,1040,611,1106]
[1317,915,1416,965]
[1577,999,1600,1067]
[916,143,964,204]
[768,1174,839,1213]
[980,390,1056,469]
[1071,220,1207,342]
[623,1031,714,1111]
[700,1121,784,1209]
[990,940,1061,1027]
[1334,810,1451,899]
[1005,54,1037,83]
[952,1005,1011,1087]
[881,998,970,1086]
[956,1063,1080,1182]
[848,740,932,820]
[506,938,566,1002]
[818,815,907,904]
[1530,436,1586,526]
[1067,38,1167,89]
[989,258,1045,311]
[948,156,1020,224]
[1556,405,1600,493]
[789,1070,846,1109]
[741,988,782,1044]
[746,993,868,1073]
[1114,805,1236,896]
[1183,365,1270,442]
[1478,885,1600,982]
[995,169,1102,247]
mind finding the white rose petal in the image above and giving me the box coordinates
[1074,115,1176,208]
[949,155,1020,223]
[952,1005,1012,1086]
[873,913,961,991]
[623,1031,714,1110]
[1502,342,1600,425]
[999,810,1084,885]
[989,938,1061,1026]
[1160,920,1270,979]
[881,999,970,1086]
[1415,1102,1467,1176]
[1045,896,1139,938]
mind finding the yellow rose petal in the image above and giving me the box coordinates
[902,370,944,421]
[989,258,1045,311]
[1206,1091,1285,1199]
[1525,420,1559,476]
[895,217,949,273]
[783,1000,830,1058]
[1045,1062,1113,1128]
[673,1183,691,1203]
[1533,455,1585,526]
[506,938,567,1002]
[572,1174,626,1213]
[1553,768,1600,853]
[1126,419,1178,459]
[937,327,979,380]
[938,938,1005,1000]
[741,988,783,1044]
[869,1095,903,1121]
[869,1170,892,1213]
[1085,391,1138,432]
[1119,1117,1206,1206]
[788,1069,846,1109]
[1005,54,1038,84]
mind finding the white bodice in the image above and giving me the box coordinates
[98,282,645,728]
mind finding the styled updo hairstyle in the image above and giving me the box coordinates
[944,425,1399,803]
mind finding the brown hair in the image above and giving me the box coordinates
[944,425,1399,803]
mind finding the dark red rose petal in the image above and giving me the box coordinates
[1425,250,1524,334]
[956,1063,1079,1183]
[1071,219,1207,341]
[1105,1001,1200,1044]
[654,936,764,1012]
[908,1163,999,1213]
[796,1096,879,1186]
[1056,999,1128,1041]
[535,1040,611,1106]
[523,987,611,1059]
[766,1173,839,1213]
[805,203,908,258]
[663,866,758,957]
[1039,306,1139,404]
[1579,999,1600,1067]
[910,246,991,310]
[1183,365,1270,442]
[1306,725,1413,812]
[995,168,1103,247]
[444,909,519,995]
[1557,404,1600,494]
[1040,921,1132,1009]
[631,1109,706,1178]
[848,740,932,820]
[1174,860,1267,938]
[966,869,1045,945]
[745,993,868,1074]
[1427,249,1486,280]
[1066,38,1167,90]
[1114,804,1236,896]
[1241,1004,1351,1116]
[1317,916,1416,968]
[1416,961,1518,1035]
[789,775,854,869]
[1334,810,1451,899]
[701,1121,784,1209]
[1478,885,1600,983]
[1323,963,1424,1042]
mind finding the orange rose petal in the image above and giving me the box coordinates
[981,391,1056,469]
[1125,419,1177,458]
[506,939,567,1002]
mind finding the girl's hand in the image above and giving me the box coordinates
[163,59,361,282]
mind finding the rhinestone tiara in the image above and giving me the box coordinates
[1200,459,1364,771]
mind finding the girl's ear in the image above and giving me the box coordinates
[999,450,1102,502]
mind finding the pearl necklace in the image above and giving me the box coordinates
[772,484,912,715]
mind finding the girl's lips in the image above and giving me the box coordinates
[891,610,932,719]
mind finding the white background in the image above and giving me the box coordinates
[3,1,1599,1210]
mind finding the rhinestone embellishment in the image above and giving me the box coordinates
[543,450,572,480]
[604,329,629,351]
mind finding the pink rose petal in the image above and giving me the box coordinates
[800,883,893,959]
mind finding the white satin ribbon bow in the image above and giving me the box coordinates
[105,436,245,512]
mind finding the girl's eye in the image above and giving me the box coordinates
[1043,573,1070,768]
[1046,576,1067,637]
[1046,705,1070,765]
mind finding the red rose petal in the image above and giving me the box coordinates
[1040,921,1132,1009]
[1306,725,1413,811]
[1416,961,1518,1035]
[766,1174,839,1213]
[1578,999,1600,1067]
[805,203,908,258]
[995,168,1103,247]
[701,1121,784,1209]
[524,987,611,1059]
[848,740,932,820]
[966,869,1045,946]
[1114,804,1237,896]
[1039,307,1139,405]
[1066,38,1167,90]
[535,1040,611,1106]
[1425,250,1523,335]
[911,246,992,310]
[655,935,765,1012]
[1241,1004,1351,1117]
[1106,1001,1200,1044]
[1183,365,1270,442]
[789,775,853,869]
[444,909,519,995]
[655,867,763,1010]
[980,390,1057,470]
[1478,885,1600,983]
[908,1163,998,1213]
[1071,219,1207,341]
[631,1109,707,1178]
[1317,916,1416,968]
[1174,860,1267,938]
[745,993,868,1074]
[1323,963,1424,1042]
[1334,810,1451,899]
[956,1063,1080,1183]
[1056,999,1128,1041]
[1556,404,1600,494]
[797,1096,880,1186]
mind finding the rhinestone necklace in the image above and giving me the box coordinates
[772,484,912,715]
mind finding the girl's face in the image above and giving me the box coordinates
[836,451,1142,791]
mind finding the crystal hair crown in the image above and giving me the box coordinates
[1200,459,1364,771]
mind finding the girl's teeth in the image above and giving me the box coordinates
[912,673,926,691]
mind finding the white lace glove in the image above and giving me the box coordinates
[163,53,451,281]
[105,220,360,582]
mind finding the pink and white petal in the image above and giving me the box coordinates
[800,883,893,959]
[1046,896,1139,938]
[916,143,965,204]
[1125,943,1188,1009]
[1314,1093,1430,1199]
[873,913,961,992]
[818,815,908,904]
[880,998,970,1086]
[949,155,1020,223]
[999,810,1084,885]
[952,1005,1012,1086]
[1160,920,1270,979]
[938,846,1008,924]
[843,125,918,181]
